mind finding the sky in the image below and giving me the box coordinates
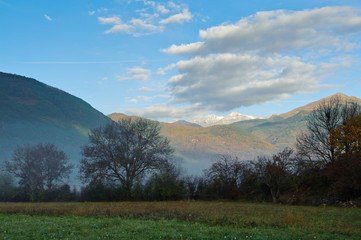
[1,0,361,122]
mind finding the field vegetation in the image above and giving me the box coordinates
[0,201,360,239]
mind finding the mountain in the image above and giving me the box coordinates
[189,112,264,127]
[0,72,111,169]
[279,93,361,118]
[108,113,275,174]
[172,120,202,128]
[2,73,358,177]
[108,93,361,174]
[233,93,361,149]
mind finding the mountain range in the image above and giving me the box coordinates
[1,72,360,175]
[188,112,264,127]
[108,93,361,173]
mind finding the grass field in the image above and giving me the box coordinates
[0,201,360,239]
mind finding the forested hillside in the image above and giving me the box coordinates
[0,72,110,164]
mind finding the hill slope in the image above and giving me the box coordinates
[107,113,275,173]
[108,93,361,173]
[233,93,361,149]
[0,72,111,165]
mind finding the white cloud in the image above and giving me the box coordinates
[116,66,151,81]
[158,6,361,113]
[164,6,361,55]
[115,74,128,82]
[130,18,164,33]
[157,4,170,14]
[168,53,320,111]
[98,16,122,25]
[137,96,152,101]
[139,86,154,91]
[98,1,192,36]
[163,42,205,55]
[44,14,52,21]
[88,11,96,16]
[159,8,192,24]
[105,24,135,34]
[156,68,166,75]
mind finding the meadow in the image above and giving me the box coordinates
[0,201,360,239]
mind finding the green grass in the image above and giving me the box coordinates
[0,201,360,239]
[0,214,359,240]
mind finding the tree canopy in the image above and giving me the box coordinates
[80,118,174,194]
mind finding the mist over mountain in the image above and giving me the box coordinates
[1,71,360,176]
[109,93,361,173]
[0,72,110,167]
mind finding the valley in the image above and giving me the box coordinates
[1,72,361,175]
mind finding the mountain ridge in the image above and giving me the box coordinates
[2,71,360,175]
[189,112,265,127]
[108,93,361,173]
[0,72,111,168]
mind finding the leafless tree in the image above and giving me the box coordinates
[296,95,360,163]
[205,154,248,187]
[252,148,295,203]
[4,143,72,200]
[80,118,173,194]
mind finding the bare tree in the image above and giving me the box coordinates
[80,118,173,194]
[204,154,250,199]
[4,143,72,200]
[252,148,295,203]
[205,155,248,187]
[296,95,360,163]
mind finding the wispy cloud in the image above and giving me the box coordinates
[97,1,193,36]
[15,61,137,64]
[116,66,151,81]
[98,16,122,25]
[44,14,52,21]
[138,86,154,92]
[159,8,192,24]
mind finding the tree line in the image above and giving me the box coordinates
[1,96,361,204]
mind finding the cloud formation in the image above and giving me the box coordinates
[116,66,151,81]
[97,1,193,36]
[138,86,154,92]
[168,54,319,111]
[159,6,361,113]
[159,9,192,24]
[164,6,361,55]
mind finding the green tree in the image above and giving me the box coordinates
[80,118,173,196]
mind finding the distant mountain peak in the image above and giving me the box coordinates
[280,93,361,119]
[189,112,265,127]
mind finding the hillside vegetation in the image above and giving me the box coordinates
[0,72,110,164]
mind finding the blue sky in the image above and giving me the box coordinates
[1,0,361,122]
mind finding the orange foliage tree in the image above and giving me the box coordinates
[329,113,361,157]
